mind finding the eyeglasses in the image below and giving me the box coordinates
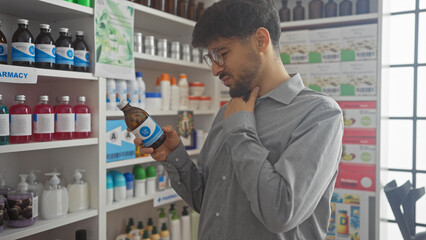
[203,41,233,69]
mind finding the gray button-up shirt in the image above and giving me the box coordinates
[162,74,343,239]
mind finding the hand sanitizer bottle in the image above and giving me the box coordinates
[28,170,44,214]
[7,174,38,227]
[41,172,69,219]
[67,169,90,212]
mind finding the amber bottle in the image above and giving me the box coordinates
[152,0,163,11]
[356,0,370,14]
[309,0,324,19]
[177,0,187,18]
[165,0,175,14]
[339,0,352,16]
[196,2,205,21]
[279,0,291,22]
[293,1,305,21]
[187,0,196,20]
[325,0,337,17]
[135,0,149,6]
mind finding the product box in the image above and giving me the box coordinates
[309,63,341,96]
[106,120,136,162]
[338,101,377,137]
[335,162,376,192]
[341,24,378,61]
[342,137,376,165]
[284,64,310,87]
[341,60,377,96]
[279,30,309,64]
[309,28,341,63]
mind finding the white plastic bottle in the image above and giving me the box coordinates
[170,76,180,111]
[123,172,134,199]
[190,209,199,240]
[127,78,139,106]
[7,174,38,227]
[41,172,69,219]
[181,206,190,240]
[28,170,43,214]
[116,79,128,107]
[106,172,114,205]
[146,166,156,195]
[67,169,90,213]
[113,172,126,202]
[170,210,181,240]
[136,72,146,109]
[134,167,146,198]
[106,78,117,111]
[160,73,171,111]
[178,74,189,110]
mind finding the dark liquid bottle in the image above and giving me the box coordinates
[177,0,187,18]
[309,0,324,19]
[0,20,7,65]
[55,28,74,71]
[0,94,9,145]
[195,2,205,21]
[279,0,291,22]
[187,0,196,20]
[117,100,166,150]
[293,1,305,21]
[12,19,35,67]
[339,0,352,16]
[73,31,90,72]
[135,0,149,6]
[35,24,55,69]
[356,0,370,14]
[152,0,163,11]
[325,0,337,17]
[165,0,176,14]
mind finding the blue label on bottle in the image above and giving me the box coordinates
[35,44,55,63]
[12,42,35,62]
[74,50,90,67]
[56,47,74,65]
[131,116,164,148]
[0,43,7,62]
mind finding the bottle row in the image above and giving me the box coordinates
[0,169,90,231]
[0,94,91,145]
[63,0,92,8]
[0,19,90,72]
[279,0,371,22]
[129,0,205,21]
[134,32,205,64]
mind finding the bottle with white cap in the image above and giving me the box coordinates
[136,72,146,109]
[116,79,128,106]
[178,74,189,110]
[12,19,35,67]
[74,96,91,139]
[55,27,74,71]
[33,95,54,142]
[28,170,44,214]
[7,174,38,227]
[73,31,90,72]
[10,95,32,144]
[35,24,55,69]
[41,172,69,219]
[0,20,7,64]
[0,94,9,145]
[55,96,75,140]
[127,78,140,106]
[107,78,117,111]
[67,169,90,213]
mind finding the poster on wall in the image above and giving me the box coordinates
[95,0,135,80]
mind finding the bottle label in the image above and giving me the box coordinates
[131,116,164,147]
[75,113,91,132]
[158,176,166,190]
[7,195,38,221]
[12,42,35,63]
[74,50,90,67]
[33,113,54,133]
[0,43,7,62]
[56,47,74,65]
[33,195,39,218]
[35,44,56,63]
[10,114,32,136]
[55,113,75,132]
[0,114,9,136]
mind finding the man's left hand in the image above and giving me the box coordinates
[224,87,260,120]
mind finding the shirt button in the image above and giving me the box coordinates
[222,176,226,180]
[216,212,220,217]
[168,164,172,168]
[175,158,179,162]
[178,182,181,185]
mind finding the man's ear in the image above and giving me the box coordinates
[254,27,270,52]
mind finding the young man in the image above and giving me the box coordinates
[136,0,343,238]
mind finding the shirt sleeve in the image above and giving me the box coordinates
[162,142,205,212]
[223,100,343,233]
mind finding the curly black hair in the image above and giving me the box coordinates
[192,0,280,51]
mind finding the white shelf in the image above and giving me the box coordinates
[134,52,209,72]
[280,13,379,29]
[107,109,216,117]
[333,96,377,102]
[37,69,98,81]
[0,209,98,240]
[0,138,98,154]
[1,0,93,22]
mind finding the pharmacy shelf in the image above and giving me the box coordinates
[129,2,195,43]
[0,138,98,154]
[1,0,93,22]
[280,13,379,30]
[37,69,98,81]
[106,109,216,117]
[0,209,98,240]
[134,52,210,72]
[333,96,377,102]
[106,188,180,212]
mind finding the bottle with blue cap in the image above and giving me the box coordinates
[106,172,114,205]
[123,172,134,198]
[113,172,126,202]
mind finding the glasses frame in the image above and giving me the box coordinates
[203,41,234,69]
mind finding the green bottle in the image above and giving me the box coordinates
[77,0,92,7]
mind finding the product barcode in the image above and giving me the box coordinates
[322,87,340,95]
[107,151,134,160]
[291,55,308,62]
[356,51,376,59]
[323,53,340,61]
[356,87,376,95]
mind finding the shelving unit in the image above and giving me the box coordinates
[134,52,209,72]
[0,138,98,154]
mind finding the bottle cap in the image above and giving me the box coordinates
[113,173,126,187]
[182,206,189,216]
[128,217,135,226]
[45,172,61,187]
[158,208,166,218]
[117,99,129,110]
[106,173,114,189]
[75,229,87,240]
[39,95,49,102]
[136,72,142,78]
[60,96,70,102]
[152,226,159,234]
[59,27,69,33]
[145,92,161,98]
[160,73,170,82]
[18,174,29,192]
[146,166,156,178]
[40,24,50,29]
[78,96,86,102]
[15,95,25,101]
[189,82,205,87]
[179,73,187,79]
[72,169,86,184]
[143,230,149,238]
[75,31,84,36]
[137,221,144,229]
[17,19,29,25]
[133,164,142,175]
[134,167,146,180]
[161,222,168,231]
[171,77,177,85]
[147,217,153,225]
[169,203,175,211]
[124,172,133,182]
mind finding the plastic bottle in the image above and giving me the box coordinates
[75,229,87,240]
[116,79,128,106]
[55,28,74,71]
[10,95,32,144]
[106,172,114,205]
[134,166,146,197]
[325,0,338,17]
[7,174,38,227]
[67,169,90,213]
[107,78,117,111]
[0,94,9,145]
[293,1,305,21]
[160,73,171,111]
[142,230,150,240]
[0,20,7,64]
[136,72,146,109]
[113,172,126,202]
[33,95,54,142]
[187,0,196,20]
[146,217,154,233]
[156,164,167,192]
[73,31,90,72]
[117,99,166,149]
[41,172,69,219]
[146,166,156,195]
[74,96,91,138]
[128,217,136,230]
[189,209,199,240]
[309,0,323,19]
[170,76,180,111]
[170,210,181,240]
[181,206,190,240]
[123,172,134,198]
[158,208,168,229]
[168,204,175,228]
[178,74,189,110]
[35,24,55,69]
[55,96,75,140]
[137,221,145,236]
[28,170,44,214]
[12,19,35,67]
[279,0,291,22]
[339,0,353,16]
[160,223,170,240]
[0,171,13,197]
[151,226,160,240]
[127,79,139,106]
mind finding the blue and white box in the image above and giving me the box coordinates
[106,120,136,162]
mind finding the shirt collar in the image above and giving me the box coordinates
[258,73,305,104]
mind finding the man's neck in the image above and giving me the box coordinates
[257,56,291,97]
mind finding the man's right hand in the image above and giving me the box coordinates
[133,125,181,162]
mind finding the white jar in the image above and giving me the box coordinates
[145,92,162,111]
[199,96,211,110]
[188,96,200,110]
